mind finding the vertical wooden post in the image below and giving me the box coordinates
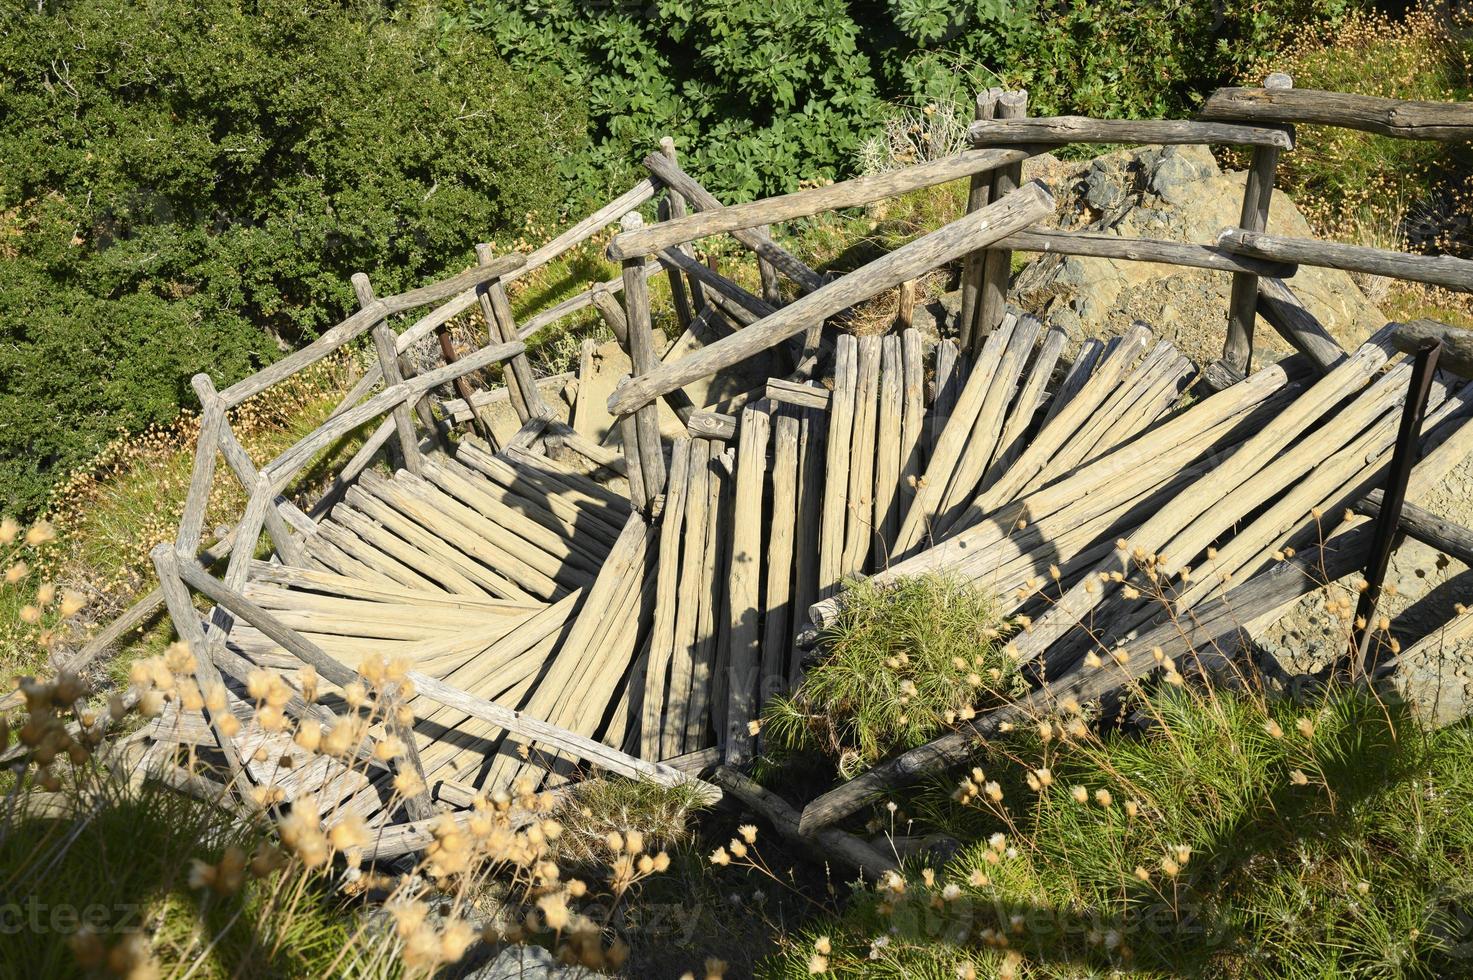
[150,544,251,797]
[371,321,424,476]
[476,244,552,425]
[177,384,227,558]
[352,273,437,441]
[658,137,706,315]
[619,212,669,507]
[192,375,306,568]
[756,224,782,307]
[957,87,1002,351]
[725,401,771,764]
[895,279,916,331]
[1223,73,1294,377]
[974,89,1029,350]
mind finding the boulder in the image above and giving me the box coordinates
[1012,144,1387,367]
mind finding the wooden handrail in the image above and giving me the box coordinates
[1201,86,1473,140]
[606,147,1037,260]
[1217,228,1473,293]
[995,228,1297,276]
[607,181,1055,416]
[967,116,1294,149]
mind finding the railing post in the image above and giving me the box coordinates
[657,136,705,327]
[352,273,438,443]
[619,211,669,508]
[476,243,552,425]
[191,374,309,567]
[957,87,1002,351]
[371,321,424,476]
[973,89,1029,352]
[1223,72,1294,377]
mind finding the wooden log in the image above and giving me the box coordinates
[658,137,707,315]
[611,145,1036,260]
[149,545,250,794]
[1394,319,1473,378]
[620,213,670,505]
[796,524,1375,833]
[763,409,801,705]
[933,314,1042,537]
[609,182,1054,416]
[874,336,904,558]
[819,336,859,597]
[996,229,1298,277]
[894,279,916,331]
[790,405,825,687]
[766,378,831,410]
[371,322,424,476]
[656,246,777,322]
[176,395,226,556]
[640,152,824,293]
[665,441,711,760]
[410,670,718,802]
[899,329,926,511]
[968,115,1294,149]
[686,444,730,751]
[687,410,736,441]
[930,339,962,453]
[725,402,771,764]
[1218,228,1473,293]
[984,325,1068,485]
[1200,86,1473,140]
[710,766,896,880]
[894,316,1018,556]
[1357,493,1473,568]
[974,90,1029,348]
[219,253,525,408]
[643,438,692,759]
[843,336,882,575]
[1256,275,1347,374]
[477,245,546,423]
[1223,73,1293,376]
[958,88,1003,350]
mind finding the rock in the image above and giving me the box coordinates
[1012,143,1386,367]
[463,944,595,980]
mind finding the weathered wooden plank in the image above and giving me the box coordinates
[1394,319,1473,378]
[1200,85,1473,140]
[874,335,904,559]
[968,116,1294,148]
[725,403,771,763]
[763,409,801,707]
[843,336,882,575]
[665,440,711,760]
[1218,228,1473,293]
[790,405,824,688]
[643,438,692,760]
[899,328,926,511]
[997,229,1297,277]
[958,88,1003,350]
[974,90,1028,348]
[1256,275,1348,374]
[819,336,858,598]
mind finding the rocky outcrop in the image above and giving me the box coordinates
[1012,144,1388,366]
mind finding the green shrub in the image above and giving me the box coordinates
[0,0,587,515]
[763,574,1025,771]
[759,684,1473,978]
[457,0,1367,200]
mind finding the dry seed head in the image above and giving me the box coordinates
[1071,785,1088,804]
[1290,769,1309,785]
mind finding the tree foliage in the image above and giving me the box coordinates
[0,0,586,514]
[459,0,1365,199]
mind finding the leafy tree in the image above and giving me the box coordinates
[0,0,587,514]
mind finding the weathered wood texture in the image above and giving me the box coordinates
[1218,228,1473,293]
[968,116,1293,148]
[1201,86,1473,140]
[608,182,1054,416]
[608,147,1035,259]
